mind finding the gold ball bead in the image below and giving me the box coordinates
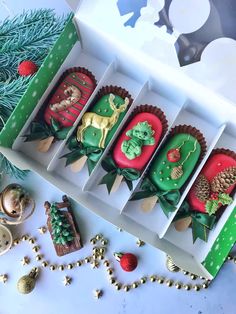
[101,239,108,246]
[157,277,164,284]
[114,283,122,290]
[58,265,65,271]
[193,285,200,291]
[140,277,147,284]
[76,261,82,267]
[182,270,189,275]
[29,238,36,244]
[35,255,42,261]
[107,268,113,275]
[109,277,116,284]
[166,280,173,287]
[150,275,156,282]
[13,239,20,246]
[93,247,99,254]
[184,284,191,290]
[41,261,48,268]
[234,258,236,264]
[132,282,138,289]
[123,285,130,292]
[190,274,197,280]
[99,247,106,254]
[50,265,56,271]
[67,263,74,270]
[90,238,97,245]
[199,276,205,280]
[227,255,233,261]
[21,235,29,241]
[98,255,104,260]
[175,282,182,289]
[103,260,110,267]
[32,246,40,253]
[202,283,209,289]
[95,234,102,241]
[84,257,91,264]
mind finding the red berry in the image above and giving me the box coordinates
[18,60,38,76]
[119,253,138,272]
[167,148,181,163]
[210,192,219,200]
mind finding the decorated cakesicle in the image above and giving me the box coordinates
[24,67,97,152]
[130,125,207,216]
[61,86,132,173]
[99,105,168,193]
[174,149,236,243]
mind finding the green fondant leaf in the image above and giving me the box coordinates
[218,193,233,206]
[205,200,219,215]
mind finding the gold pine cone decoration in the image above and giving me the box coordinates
[211,167,236,193]
[171,166,183,180]
[17,268,39,294]
[194,174,210,201]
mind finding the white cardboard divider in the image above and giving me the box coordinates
[85,80,186,211]
[49,62,146,190]
[122,105,226,238]
[164,127,236,264]
[13,42,109,167]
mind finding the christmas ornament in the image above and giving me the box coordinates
[167,148,181,163]
[62,276,72,286]
[18,60,38,77]
[0,224,12,256]
[21,256,30,266]
[44,195,82,256]
[114,252,138,272]
[0,184,35,225]
[0,274,8,283]
[17,267,39,294]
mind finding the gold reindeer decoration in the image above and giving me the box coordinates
[77,93,129,148]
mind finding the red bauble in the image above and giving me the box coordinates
[115,252,138,272]
[167,148,181,163]
[18,60,38,76]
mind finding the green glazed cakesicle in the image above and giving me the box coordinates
[77,93,129,149]
[149,133,201,191]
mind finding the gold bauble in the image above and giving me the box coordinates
[17,268,39,294]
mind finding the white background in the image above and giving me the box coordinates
[0,1,236,314]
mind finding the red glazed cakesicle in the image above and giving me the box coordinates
[188,152,236,214]
[112,112,163,171]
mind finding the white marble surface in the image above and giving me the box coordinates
[0,1,236,313]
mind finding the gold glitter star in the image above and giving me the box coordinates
[63,276,72,286]
[0,274,8,283]
[93,289,103,299]
[38,226,47,234]
[21,256,30,266]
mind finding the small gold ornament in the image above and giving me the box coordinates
[21,234,29,241]
[67,263,74,270]
[184,284,191,290]
[166,280,173,287]
[0,274,8,283]
[132,282,138,289]
[90,238,97,245]
[91,261,99,269]
[13,238,20,246]
[35,254,43,261]
[28,237,36,244]
[150,275,156,282]
[101,239,108,246]
[50,265,56,271]
[175,282,182,289]
[190,274,197,280]
[171,165,183,180]
[38,226,47,234]
[21,256,30,266]
[193,285,200,291]
[93,289,103,299]
[140,277,147,284]
[136,239,145,247]
[58,265,65,271]
[95,234,102,241]
[117,227,122,232]
[114,282,122,290]
[107,268,113,275]
[17,267,39,294]
[84,257,91,264]
[63,276,72,286]
[32,245,40,253]
[157,277,164,284]
[109,277,116,284]
[76,261,82,267]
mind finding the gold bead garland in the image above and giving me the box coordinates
[7,230,236,295]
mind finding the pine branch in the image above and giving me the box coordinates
[0,154,29,179]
